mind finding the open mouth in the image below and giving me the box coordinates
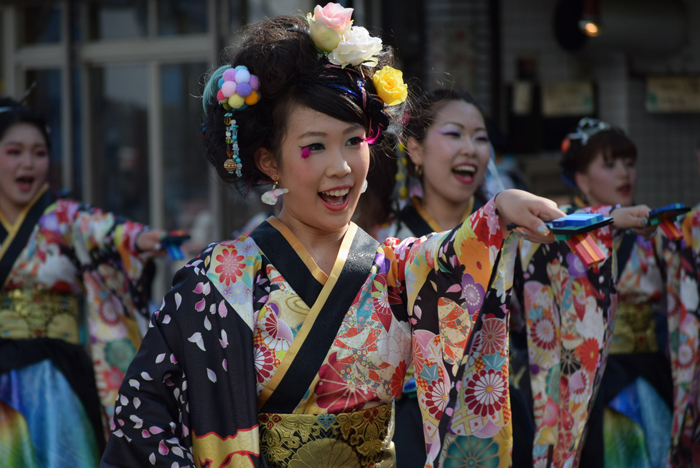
[452,164,477,183]
[617,184,631,196]
[16,176,35,191]
[319,187,351,211]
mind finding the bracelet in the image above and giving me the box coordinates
[493,191,502,216]
[609,204,621,215]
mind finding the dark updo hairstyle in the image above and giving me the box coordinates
[0,97,51,150]
[201,15,400,195]
[560,120,637,189]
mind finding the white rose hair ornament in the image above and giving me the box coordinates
[306,3,408,145]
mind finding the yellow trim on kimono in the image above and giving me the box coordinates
[258,222,358,409]
[191,427,260,468]
[267,217,329,285]
[0,184,49,261]
[412,195,473,232]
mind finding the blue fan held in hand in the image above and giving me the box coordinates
[508,213,613,267]
[160,231,191,261]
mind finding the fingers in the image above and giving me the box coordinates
[513,214,556,244]
[634,225,657,240]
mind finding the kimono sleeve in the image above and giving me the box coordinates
[668,210,700,466]
[102,244,264,468]
[386,198,516,462]
[66,201,151,296]
[58,200,155,432]
[101,268,194,468]
[518,205,615,468]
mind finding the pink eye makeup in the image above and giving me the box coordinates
[300,146,311,159]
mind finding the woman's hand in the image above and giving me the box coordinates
[495,189,566,244]
[611,205,656,239]
[136,229,167,256]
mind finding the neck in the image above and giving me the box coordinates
[421,190,474,231]
[276,210,349,276]
[0,197,24,226]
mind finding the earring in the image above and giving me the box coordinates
[415,165,423,178]
[362,180,368,193]
[261,179,289,205]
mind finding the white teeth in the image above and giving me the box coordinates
[321,188,350,197]
[453,166,476,174]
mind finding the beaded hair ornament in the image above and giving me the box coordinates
[213,65,261,177]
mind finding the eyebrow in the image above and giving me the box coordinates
[441,121,465,129]
[2,141,47,147]
[298,124,363,139]
[440,121,487,132]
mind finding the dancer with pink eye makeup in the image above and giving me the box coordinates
[0,97,165,468]
[369,91,654,468]
[101,7,580,467]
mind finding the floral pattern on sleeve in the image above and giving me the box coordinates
[388,199,515,465]
[670,210,700,467]
[518,206,616,468]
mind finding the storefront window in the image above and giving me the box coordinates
[158,0,208,36]
[22,6,61,44]
[90,65,150,224]
[88,0,148,40]
[25,70,63,191]
[160,62,212,246]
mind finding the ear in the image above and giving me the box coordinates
[254,147,278,182]
[574,172,589,195]
[406,137,424,168]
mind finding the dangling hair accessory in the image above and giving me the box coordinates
[394,140,409,200]
[261,179,289,205]
[223,114,241,176]
[214,65,261,177]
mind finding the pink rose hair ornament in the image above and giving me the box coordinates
[215,65,261,177]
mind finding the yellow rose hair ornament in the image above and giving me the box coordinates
[373,67,408,107]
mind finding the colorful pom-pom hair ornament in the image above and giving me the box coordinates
[215,65,261,177]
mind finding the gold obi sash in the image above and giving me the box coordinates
[610,302,658,354]
[0,290,80,344]
[259,403,396,468]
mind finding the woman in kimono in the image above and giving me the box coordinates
[547,118,677,467]
[678,209,700,467]
[370,88,519,467]
[370,92,651,468]
[0,98,164,467]
[100,9,576,468]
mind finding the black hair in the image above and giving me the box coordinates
[560,128,637,189]
[0,97,51,150]
[405,87,489,203]
[202,15,400,196]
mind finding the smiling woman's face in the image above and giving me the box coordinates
[0,123,49,217]
[259,104,370,235]
[408,100,490,207]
